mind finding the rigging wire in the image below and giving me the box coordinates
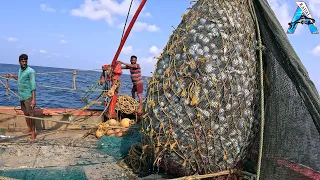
[120,0,134,41]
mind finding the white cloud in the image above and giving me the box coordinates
[6,37,18,42]
[134,22,159,32]
[40,50,47,54]
[139,56,157,76]
[147,25,160,32]
[120,21,159,32]
[71,0,152,26]
[60,39,67,44]
[40,4,56,12]
[122,45,133,54]
[141,56,156,63]
[149,45,161,55]
[117,21,160,32]
[267,0,292,31]
[312,45,320,56]
[65,56,70,58]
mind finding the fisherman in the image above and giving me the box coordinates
[119,56,144,111]
[98,62,122,119]
[6,54,37,140]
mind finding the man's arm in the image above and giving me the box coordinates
[116,60,129,69]
[29,71,36,108]
[31,90,36,107]
[119,61,138,68]
[121,65,130,69]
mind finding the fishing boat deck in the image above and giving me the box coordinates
[0,130,133,180]
[0,129,173,180]
[0,106,104,131]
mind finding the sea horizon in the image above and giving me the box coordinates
[0,62,151,78]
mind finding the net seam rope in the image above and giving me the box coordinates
[248,0,265,179]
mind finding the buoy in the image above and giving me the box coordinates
[120,118,132,128]
[116,132,123,137]
[106,129,115,136]
[114,129,121,133]
[106,119,119,126]
[98,122,104,129]
[101,123,109,130]
[96,129,105,137]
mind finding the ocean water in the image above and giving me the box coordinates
[0,63,148,109]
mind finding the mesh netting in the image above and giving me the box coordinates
[0,167,87,180]
[142,0,261,176]
[97,129,141,160]
[248,0,320,179]
[140,0,320,179]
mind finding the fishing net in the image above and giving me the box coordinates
[247,0,320,179]
[141,0,320,179]
[97,129,141,160]
[0,167,87,180]
[142,0,260,176]
[122,142,153,175]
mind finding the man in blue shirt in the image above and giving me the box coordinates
[7,54,37,140]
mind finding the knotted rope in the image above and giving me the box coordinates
[116,94,139,114]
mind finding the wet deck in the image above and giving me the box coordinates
[0,130,134,180]
[0,129,172,180]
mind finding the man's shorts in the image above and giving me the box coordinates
[132,83,143,94]
[20,97,33,115]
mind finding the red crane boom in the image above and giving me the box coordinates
[111,0,148,69]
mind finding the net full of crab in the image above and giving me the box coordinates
[142,0,261,176]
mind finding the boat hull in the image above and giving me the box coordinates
[0,106,103,131]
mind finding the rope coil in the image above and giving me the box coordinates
[123,142,151,175]
[116,94,139,114]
